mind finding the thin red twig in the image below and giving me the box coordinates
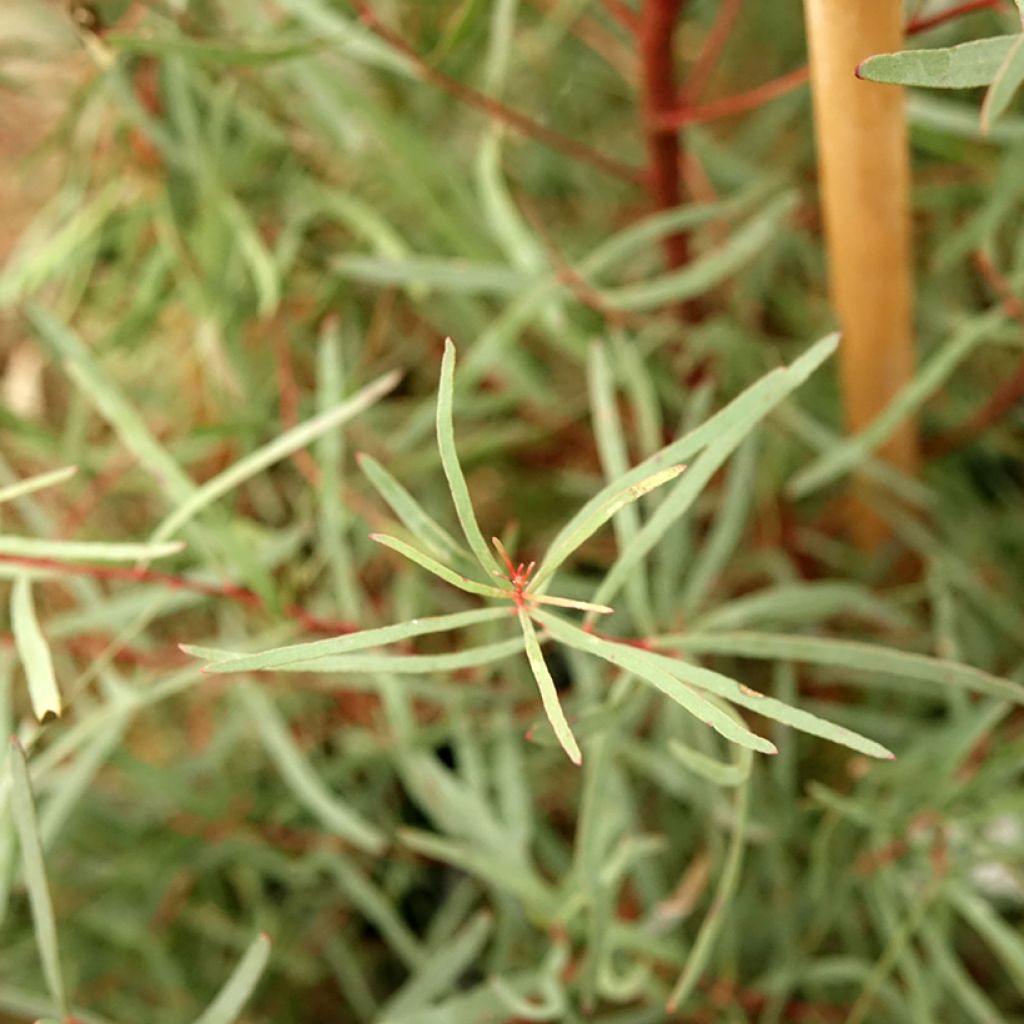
[351,1,644,185]
[658,65,809,128]
[639,0,689,274]
[601,0,639,32]
[659,0,1005,131]
[681,0,743,103]
[0,554,360,636]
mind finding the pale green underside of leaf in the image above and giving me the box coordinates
[437,339,507,579]
[357,451,466,563]
[238,684,386,853]
[150,369,400,544]
[518,607,582,765]
[0,467,76,507]
[9,740,67,1016]
[858,35,1017,89]
[191,932,271,1024]
[11,577,61,722]
[371,533,509,599]
[268,635,525,674]
[536,333,838,593]
[981,35,1024,132]
[662,631,1024,707]
[193,606,512,673]
[0,537,184,562]
[536,610,777,755]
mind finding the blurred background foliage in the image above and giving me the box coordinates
[1,1,1023,1022]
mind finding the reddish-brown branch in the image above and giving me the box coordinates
[639,0,689,273]
[659,0,1005,131]
[601,0,639,32]
[658,65,810,128]
[681,0,743,103]
[926,251,1024,456]
[351,1,643,185]
[0,553,360,636]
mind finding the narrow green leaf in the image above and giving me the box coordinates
[370,533,509,599]
[108,33,318,65]
[0,537,184,562]
[857,35,1017,88]
[151,369,400,544]
[665,631,1024,706]
[437,340,507,579]
[531,464,685,592]
[10,577,61,722]
[517,607,581,765]
[668,739,750,787]
[273,636,525,674]
[667,760,751,1011]
[981,34,1024,132]
[578,629,894,758]
[194,607,511,673]
[192,932,271,1024]
[239,684,386,854]
[534,611,778,756]
[680,434,757,615]
[26,305,196,503]
[588,342,654,631]
[788,311,1005,497]
[598,193,796,311]
[0,467,76,507]
[9,739,66,1016]
[540,334,838,590]
[379,911,493,1022]
[357,452,467,563]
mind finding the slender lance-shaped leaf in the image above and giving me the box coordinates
[517,606,582,765]
[534,611,777,756]
[356,452,467,564]
[663,631,1024,706]
[598,192,797,311]
[239,684,386,854]
[269,636,525,674]
[0,467,76,507]
[191,606,512,673]
[788,311,1005,497]
[9,739,66,1017]
[192,932,271,1024]
[11,577,61,722]
[0,537,184,562]
[543,618,893,758]
[538,334,838,591]
[857,35,1017,89]
[437,339,507,581]
[530,465,686,592]
[982,34,1024,133]
[151,369,401,543]
[370,533,509,599]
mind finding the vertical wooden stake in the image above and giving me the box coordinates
[804,0,917,548]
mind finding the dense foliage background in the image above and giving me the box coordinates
[1,2,1023,1022]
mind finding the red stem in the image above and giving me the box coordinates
[639,0,689,273]
[659,0,1005,130]
[0,554,360,636]
[352,2,643,185]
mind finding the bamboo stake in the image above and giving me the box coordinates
[804,0,917,548]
